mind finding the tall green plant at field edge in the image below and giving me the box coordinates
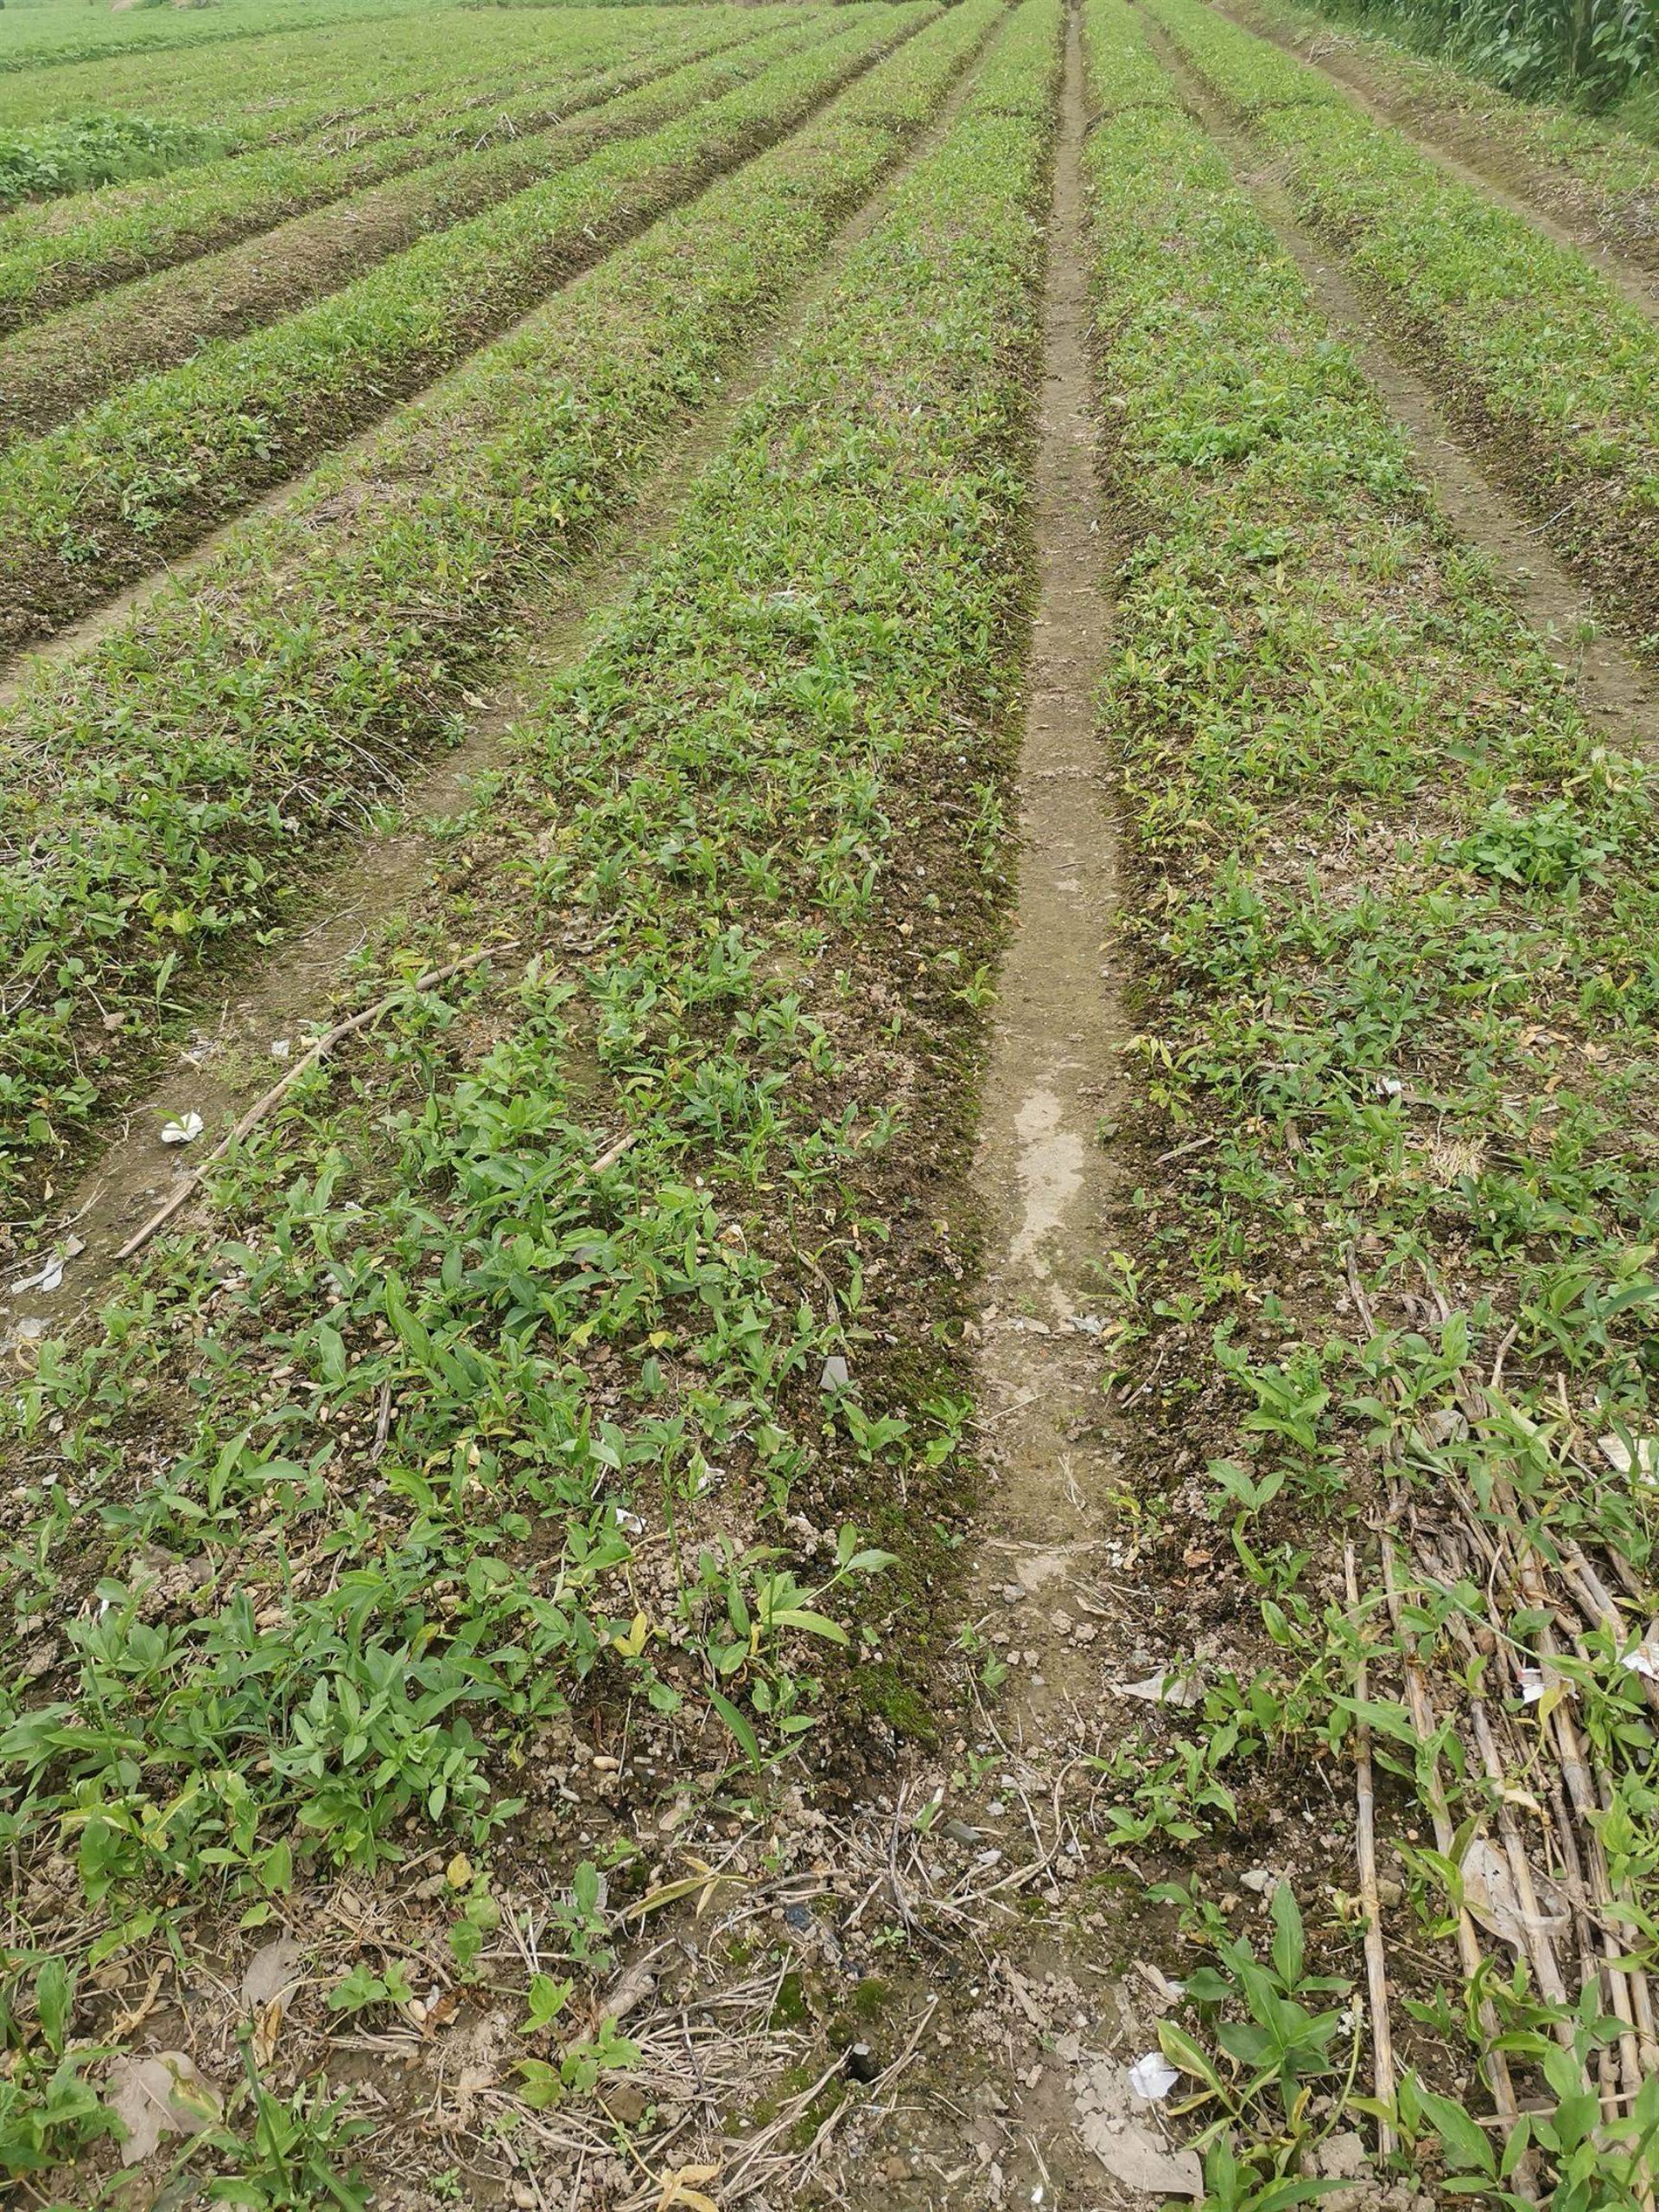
[1296,0,1654,105]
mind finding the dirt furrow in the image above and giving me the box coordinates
[1217,0,1659,296]
[878,9,1157,2198]
[970,1,1122,1783]
[0,9,1011,1351]
[1147,17,1659,760]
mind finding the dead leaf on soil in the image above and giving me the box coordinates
[603,1959,659,2021]
[107,2050,222,2166]
[240,1935,305,2063]
[241,1935,305,2014]
[655,2165,721,2212]
[1460,1835,1568,1954]
[1117,1668,1205,1709]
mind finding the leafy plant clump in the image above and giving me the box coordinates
[0,113,233,211]
[1291,0,1654,106]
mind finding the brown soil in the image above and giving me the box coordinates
[0,22,920,671]
[0,28,805,448]
[1148,22,1659,756]
[1222,0,1659,292]
[968,0,1126,1769]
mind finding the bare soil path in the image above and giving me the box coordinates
[969,0,1123,1770]
[1147,20,1659,761]
[852,14,1199,2202]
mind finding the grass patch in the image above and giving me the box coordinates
[0,13,766,334]
[0,15,841,444]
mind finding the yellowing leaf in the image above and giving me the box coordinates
[446,1853,474,1891]
[611,1610,652,1658]
[656,2166,721,2212]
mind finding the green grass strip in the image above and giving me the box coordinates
[1082,0,1659,2194]
[0,0,448,78]
[0,14,765,335]
[0,15,842,445]
[0,0,532,103]
[0,3,1054,2176]
[1145,0,1659,646]
[0,5,923,658]
[0,0,997,1210]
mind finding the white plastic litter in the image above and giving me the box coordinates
[1128,2053,1180,2101]
[1118,1668,1205,1708]
[1600,1433,1659,1484]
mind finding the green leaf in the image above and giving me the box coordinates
[315,1321,347,1385]
[1156,2019,1227,2097]
[769,1606,848,1644]
[1270,1881,1305,1989]
[35,1958,71,2056]
[708,1688,762,1770]
[516,2058,563,2112]
[1418,2085,1497,2176]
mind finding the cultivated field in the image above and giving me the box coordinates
[2,0,1659,2204]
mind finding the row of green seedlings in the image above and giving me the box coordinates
[0,0,563,126]
[1081,0,1659,2205]
[0,0,454,79]
[1146,0,1659,655]
[0,13,845,446]
[1235,0,1659,263]
[9,3,672,149]
[0,14,592,217]
[0,3,1000,1206]
[0,11,767,335]
[0,3,923,658]
[0,0,1057,2191]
